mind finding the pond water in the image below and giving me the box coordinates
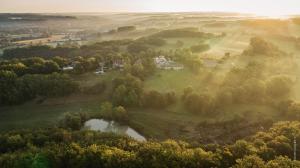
[83,119,146,141]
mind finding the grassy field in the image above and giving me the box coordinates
[144,69,204,94]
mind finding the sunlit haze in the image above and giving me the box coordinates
[1,0,300,16]
[2,0,300,166]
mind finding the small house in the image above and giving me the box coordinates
[95,63,105,75]
[154,56,184,70]
[62,66,74,71]
[94,70,104,75]
[113,59,124,69]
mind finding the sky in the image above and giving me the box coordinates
[1,0,300,16]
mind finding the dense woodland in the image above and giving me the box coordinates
[1,121,300,167]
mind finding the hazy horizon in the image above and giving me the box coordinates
[1,0,300,17]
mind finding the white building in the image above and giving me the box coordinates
[94,64,105,75]
[154,56,184,70]
[113,59,124,69]
[62,66,74,71]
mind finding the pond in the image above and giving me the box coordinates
[83,119,146,141]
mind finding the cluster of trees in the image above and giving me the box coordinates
[0,71,78,105]
[1,121,300,167]
[112,74,143,107]
[182,88,214,115]
[100,102,129,123]
[72,56,99,74]
[142,90,176,109]
[1,51,104,76]
[248,122,298,158]
[2,40,130,63]
[59,112,88,130]
[168,49,202,72]
[2,45,78,59]
[0,57,61,76]
[180,61,294,114]
[214,61,292,104]
[243,37,285,56]
[127,42,150,54]
[111,75,177,109]
[124,52,157,79]
[124,61,152,79]
[234,155,300,168]
[136,37,166,47]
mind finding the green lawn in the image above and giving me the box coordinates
[144,69,204,94]
[71,71,121,87]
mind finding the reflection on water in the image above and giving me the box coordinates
[83,119,146,141]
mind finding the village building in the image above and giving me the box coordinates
[94,70,104,75]
[154,56,184,70]
[62,65,74,71]
[112,59,124,69]
[94,62,105,75]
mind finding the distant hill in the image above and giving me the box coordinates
[151,28,214,38]
[0,13,76,22]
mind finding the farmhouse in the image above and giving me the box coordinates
[62,65,74,71]
[94,63,105,75]
[113,59,124,69]
[154,56,184,70]
[94,70,104,75]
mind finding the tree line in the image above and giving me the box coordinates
[0,71,78,105]
[1,121,300,167]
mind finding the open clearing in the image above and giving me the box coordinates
[144,69,204,94]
